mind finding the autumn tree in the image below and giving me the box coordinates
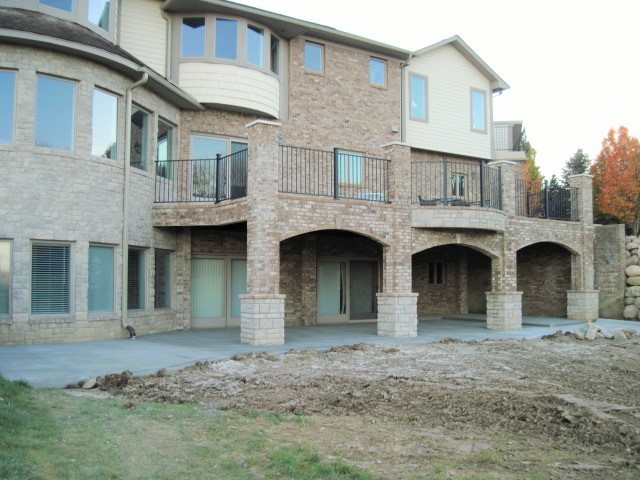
[561,149,591,185]
[591,126,640,235]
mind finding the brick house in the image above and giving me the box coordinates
[0,0,598,345]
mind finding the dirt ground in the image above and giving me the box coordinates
[93,331,640,479]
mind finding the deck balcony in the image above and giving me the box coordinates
[493,121,527,162]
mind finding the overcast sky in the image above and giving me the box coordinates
[240,0,639,178]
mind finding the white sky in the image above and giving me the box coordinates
[240,0,640,178]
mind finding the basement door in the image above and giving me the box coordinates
[317,259,378,324]
[191,257,247,328]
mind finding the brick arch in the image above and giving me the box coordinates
[278,226,389,246]
[515,239,580,256]
[412,241,499,259]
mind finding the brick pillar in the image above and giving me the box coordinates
[175,227,192,330]
[487,160,522,330]
[378,142,417,337]
[300,235,317,326]
[567,174,599,320]
[241,120,285,345]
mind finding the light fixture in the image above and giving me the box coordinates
[277,133,285,144]
[603,250,613,265]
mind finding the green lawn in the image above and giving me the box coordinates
[0,376,374,480]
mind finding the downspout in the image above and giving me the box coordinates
[399,53,413,143]
[122,71,148,337]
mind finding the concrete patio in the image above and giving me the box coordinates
[0,316,636,388]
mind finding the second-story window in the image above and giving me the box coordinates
[40,0,75,13]
[130,106,149,171]
[305,41,324,73]
[370,58,386,87]
[471,89,487,133]
[36,75,77,151]
[247,26,264,67]
[156,119,174,180]
[0,71,16,145]
[92,88,118,159]
[410,74,428,121]
[215,18,238,60]
[88,0,110,31]
[270,35,279,74]
[182,17,205,57]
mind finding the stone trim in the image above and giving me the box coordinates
[567,290,599,321]
[486,291,522,331]
[377,293,418,338]
[245,119,282,129]
[240,294,285,345]
[380,141,411,148]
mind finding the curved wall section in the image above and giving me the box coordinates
[179,63,280,118]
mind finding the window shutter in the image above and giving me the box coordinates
[88,246,114,313]
[31,244,70,314]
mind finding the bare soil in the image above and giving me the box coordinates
[94,333,640,479]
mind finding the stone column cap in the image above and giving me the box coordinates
[245,119,282,129]
[487,160,517,167]
[568,173,594,179]
[380,141,411,149]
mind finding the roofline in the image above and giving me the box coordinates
[412,35,510,92]
[161,0,411,60]
[0,28,204,110]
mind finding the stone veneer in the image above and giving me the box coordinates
[240,294,285,345]
[486,292,523,331]
[377,293,418,337]
[567,290,600,321]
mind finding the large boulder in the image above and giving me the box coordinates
[623,305,639,319]
[627,286,640,297]
[628,242,640,251]
[627,255,639,266]
[626,265,640,277]
[628,277,640,286]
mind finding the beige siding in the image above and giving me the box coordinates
[406,45,492,159]
[120,0,167,75]
[179,63,280,118]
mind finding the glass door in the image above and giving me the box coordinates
[317,261,347,324]
[349,260,378,320]
[190,136,226,201]
[191,258,226,328]
[229,258,247,327]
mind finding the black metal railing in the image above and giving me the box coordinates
[279,145,389,203]
[154,149,248,203]
[411,158,502,209]
[515,179,579,221]
[494,123,525,151]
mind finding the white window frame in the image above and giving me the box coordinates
[410,74,428,122]
[88,244,116,314]
[471,88,488,133]
[370,57,387,87]
[451,173,466,198]
[92,87,119,159]
[31,241,73,316]
[35,74,78,151]
[156,118,175,180]
[130,104,150,171]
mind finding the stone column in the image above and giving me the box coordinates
[377,142,417,337]
[487,160,522,330]
[174,227,192,330]
[567,174,599,320]
[241,120,285,345]
[300,235,317,326]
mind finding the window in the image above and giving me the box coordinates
[305,42,324,73]
[154,250,171,309]
[156,119,174,180]
[0,240,10,316]
[88,245,114,313]
[130,106,149,170]
[471,89,487,132]
[215,19,238,60]
[88,0,110,31]
[92,88,118,159]
[410,75,428,121]
[31,243,71,315]
[36,75,77,150]
[247,25,264,67]
[0,71,16,144]
[451,173,466,197]
[428,262,444,285]
[128,249,145,310]
[40,0,75,12]
[370,58,386,87]
[337,150,364,185]
[270,35,279,74]
[182,17,205,57]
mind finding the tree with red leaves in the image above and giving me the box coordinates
[591,126,640,235]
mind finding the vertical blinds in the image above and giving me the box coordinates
[154,250,170,309]
[31,243,70,315]
[88,246,114,313]
[128,249,145,310]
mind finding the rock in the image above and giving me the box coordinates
[595,331,605,339]
[628,255,640,266]
[627,277,640,286]
[626,265,640,277]
[584,322,599,341]
[625,297,635,305]
[627,242,640,251]
[82,377,97,389]
[612,329,628,341]
[635,298,640,309]
[574,323,589,340]
[623,305,639,320]
[627,286,640,297]
[626,236,638,243]
[599,327,614,340]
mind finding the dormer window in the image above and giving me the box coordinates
[40,0,75,13]
[215,19,238,60]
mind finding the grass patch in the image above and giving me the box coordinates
[0,376,373,479]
